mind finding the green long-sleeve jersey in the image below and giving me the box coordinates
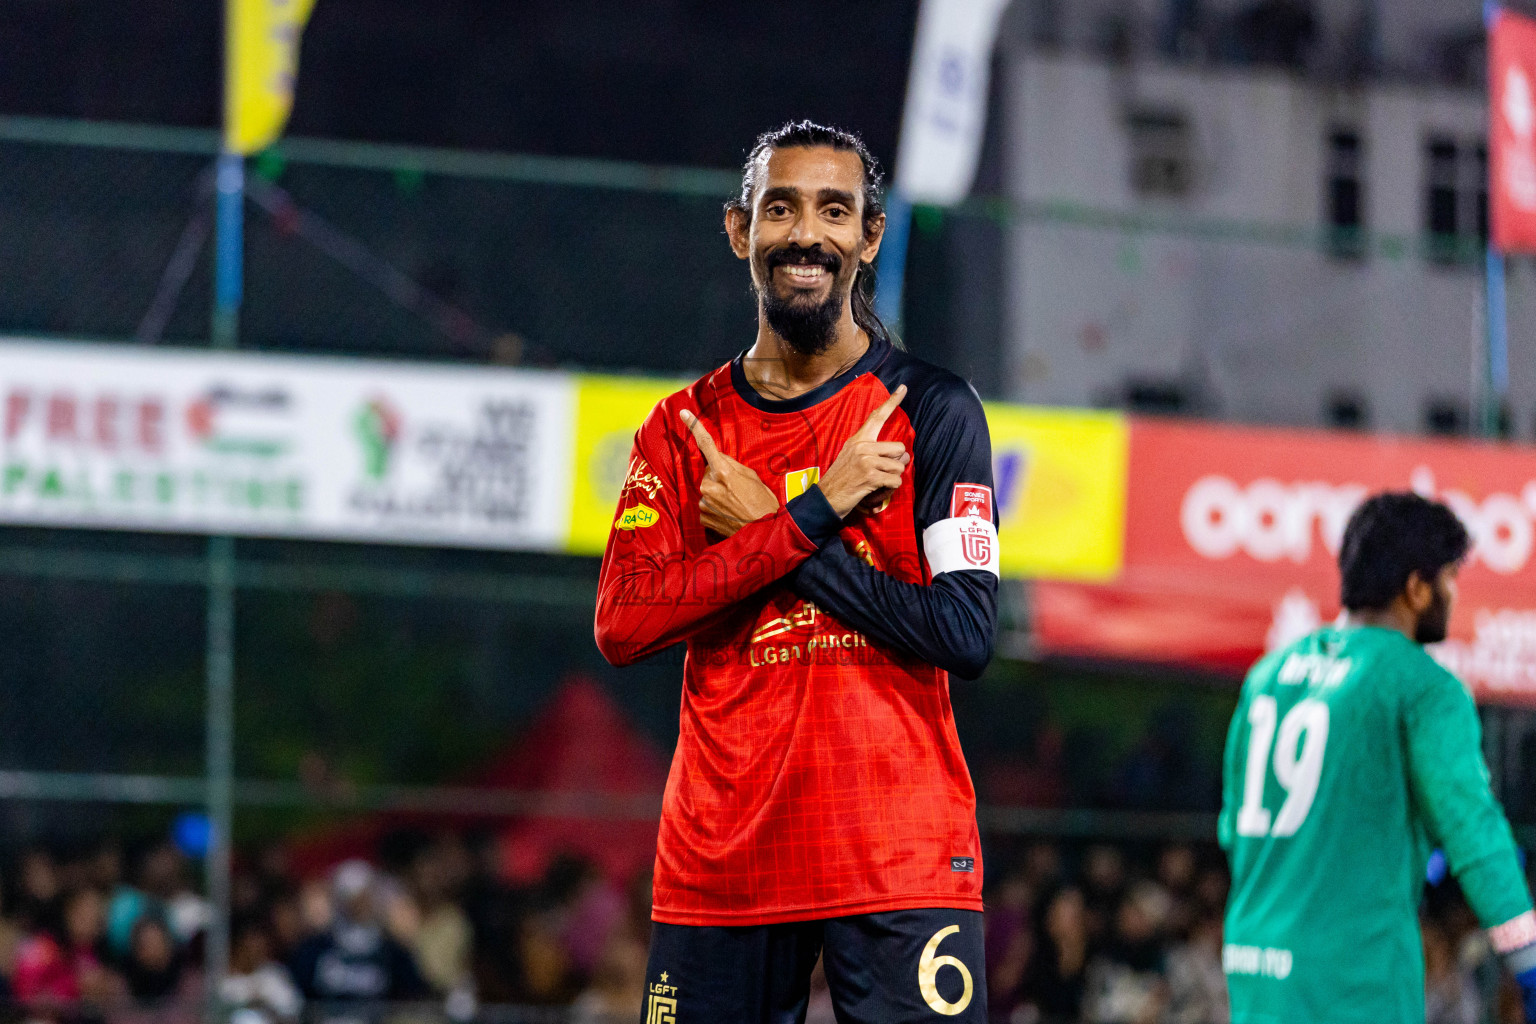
[1220,625,1531,1024]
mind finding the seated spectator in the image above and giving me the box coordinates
[984,871,1037,1019]
[557,859,626,982]
[265,891,307,965]
[0,873,20,1001]
[1164,911,1227,1024]
[517,908,579,1005]
[1156,845,1198,937]
[408,836,473,996]
[222,915,302,1024]
[122,914,185,1004]
[15,848,61,931]
[568,933,646,1024]
[1082,846,1127,942]
[1085,882,1171,1024]
[1019,886,1092,1024]
[107,842,205,961]
[13,886,123,1013]
[287,860,430,1004]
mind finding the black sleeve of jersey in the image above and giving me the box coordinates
[790,362,999,680]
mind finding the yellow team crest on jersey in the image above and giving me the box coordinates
[785,466,821,501]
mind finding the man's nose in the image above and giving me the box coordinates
[786,208,825,247]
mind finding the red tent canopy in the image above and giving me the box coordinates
[286,676,667,883]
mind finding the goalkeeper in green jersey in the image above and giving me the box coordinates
[1220,492,1536,1024]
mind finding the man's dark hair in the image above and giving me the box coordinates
[727,120,891,345]
[1338,492,1470,611]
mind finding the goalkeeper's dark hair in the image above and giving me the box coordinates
[727,120,891,346]
[1338,492,1470,611]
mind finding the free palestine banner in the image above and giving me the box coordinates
[0,339,572,551]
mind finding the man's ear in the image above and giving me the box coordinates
[725,206,752,260]
[859,211,887,265]
[1404,571,1435,614]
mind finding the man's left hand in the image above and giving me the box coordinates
[681,409,779,537]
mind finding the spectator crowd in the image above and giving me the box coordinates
[0,833,1512,1024]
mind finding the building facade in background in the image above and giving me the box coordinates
[999,46,1531,437]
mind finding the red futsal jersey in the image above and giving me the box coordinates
[595,335,1000,926]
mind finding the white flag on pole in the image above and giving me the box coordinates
[894,0,1012,206]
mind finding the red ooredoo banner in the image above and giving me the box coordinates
[1036,420,1536,705]
[1491,6,1536,253]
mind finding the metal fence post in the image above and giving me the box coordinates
[205,146,245,1023]
[203,534,236,1023]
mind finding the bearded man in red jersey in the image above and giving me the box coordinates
[595,120,998,1024]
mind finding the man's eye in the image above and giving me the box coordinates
[767,204,789,216]
[826,208,848,219]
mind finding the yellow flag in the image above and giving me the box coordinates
[224,0,318,154]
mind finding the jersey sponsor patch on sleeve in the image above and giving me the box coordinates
[951,483,993,521]
[923,517,1000,577]
[615,504,659,530]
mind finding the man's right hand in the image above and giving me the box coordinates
[816,384,909,519]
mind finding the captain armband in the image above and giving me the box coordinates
[922,516,1000,578]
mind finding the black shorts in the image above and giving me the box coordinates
[641,907,987,1024]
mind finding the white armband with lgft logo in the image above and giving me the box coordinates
[923,516,1000,577]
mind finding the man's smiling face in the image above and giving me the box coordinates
[729,145,879,355]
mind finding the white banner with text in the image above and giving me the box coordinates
[0,339,573,550]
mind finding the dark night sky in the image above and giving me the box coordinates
[0,0,920,169]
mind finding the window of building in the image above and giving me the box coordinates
[1325,128,1365,259]
[1325,391,1367,429]
[1127,108,1193,198]
[1124,378,1189,414]
[1423,135,1488,265]
[1477,143,1490,247]
[1424,397,1468,436]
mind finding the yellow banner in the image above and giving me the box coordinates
[983,404,1127,581]
[568,375,681,555]
[567,376,1128,579]
[225,0,317,154]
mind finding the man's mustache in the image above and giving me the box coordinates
[764,245,841,274]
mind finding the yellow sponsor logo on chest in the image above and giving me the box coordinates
[615,504,659,530]
[785,466,821,501]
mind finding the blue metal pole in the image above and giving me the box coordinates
[1487,248,1510,437]
[212,152,244,351]
[1486,1,1509,439]
[875,189,913,333]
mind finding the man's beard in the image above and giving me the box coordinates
[1414,585,1451,644]
[758,245,852,357]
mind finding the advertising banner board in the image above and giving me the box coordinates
[564,373,1131,581]
[0,339,574,550]
[1490,6,1536,253]
[1036,419,1536,704]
